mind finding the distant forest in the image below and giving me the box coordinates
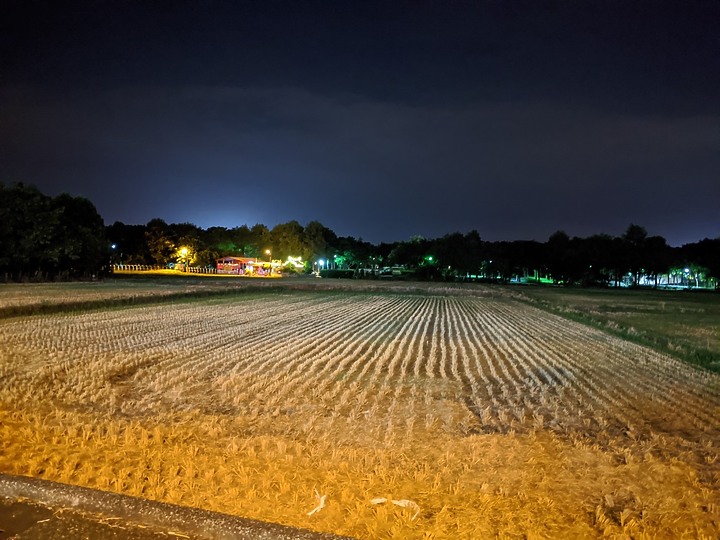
[2,182,719,287]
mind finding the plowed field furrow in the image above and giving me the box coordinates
[215,297,365,388]
[357,297,426,431]
[587,345,720,433]
[444,299,493,420]
[485,301,641,431]
[455,298,522,400]
[495,300,720,426]
[513,302,715,389]
[240,299,379,401]
[324,298,424,412]
[384,296,437,441]
[9,294,308,356]
[491,301,720,436]
[264,297,407,399]
[3,286,720,540]
[470,307,531,405]
[474,301,639,435]
[423,304,441,379]
[277,296,408,399]
[1,294,718,448]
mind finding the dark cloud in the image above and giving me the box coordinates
[1,1,719,245]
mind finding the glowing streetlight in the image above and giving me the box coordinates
[177,246,190,271]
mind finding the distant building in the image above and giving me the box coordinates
[216,256,281,277]
[216,256,257,275]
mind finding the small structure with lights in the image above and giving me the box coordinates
[216,256,281,277]
[216,256,256,275]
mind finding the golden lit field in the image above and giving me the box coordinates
[1,285,719,538]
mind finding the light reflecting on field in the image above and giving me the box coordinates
[1,288,719,538]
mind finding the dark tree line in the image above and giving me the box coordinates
[107,219,719,288]
[2,182,718,287]
[1,183,108,280]
[382,226,719,288]
[107,219,341,269]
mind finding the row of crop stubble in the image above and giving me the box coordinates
[1,288,719,538]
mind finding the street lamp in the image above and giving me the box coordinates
[179,247,189,271]
[265,249,272,275]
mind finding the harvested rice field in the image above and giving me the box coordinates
[1,281,719,538]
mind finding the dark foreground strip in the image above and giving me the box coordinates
[0,473,353,540]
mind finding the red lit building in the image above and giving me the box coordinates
[215,256,257,275]
[216,256,281,276]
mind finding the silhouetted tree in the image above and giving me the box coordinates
[644,235,671,287]
[623,224,648,285]
[547,231,571,284]
[0,183,107,280]
[145,219,175,265]
[679,238,720,288]
[52,193,107,277]
[303,220,338,262]
[269,220,305,261]
[107,221,150,264]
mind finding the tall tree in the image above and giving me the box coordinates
[644,235,671,287]
[0,183,107,279]
[623,224,648,285]
[303,220,337,262]
[52,193,107,276]
[145,219,175,265]
[107,221,150,264]
[269,220,305,260]
[0,183,60,278]
[547,230,571,284]
[246,224,270,258]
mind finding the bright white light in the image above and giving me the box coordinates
[284,256,304,269]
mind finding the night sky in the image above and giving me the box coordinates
[2,1,719,246]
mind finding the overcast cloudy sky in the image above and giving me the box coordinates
[2,1,718,245]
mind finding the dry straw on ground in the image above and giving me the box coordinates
[1,286,718,538]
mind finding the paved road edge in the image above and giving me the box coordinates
[0,473,353,540]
